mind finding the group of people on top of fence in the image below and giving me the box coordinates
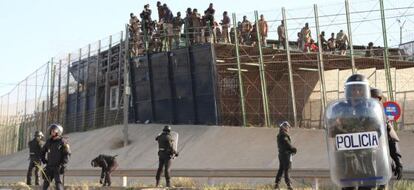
[294,22,350,55]
[128,2,222,55]
[126,2,371,58]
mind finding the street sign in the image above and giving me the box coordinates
[383,101,401,121]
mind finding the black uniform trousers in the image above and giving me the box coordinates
[156,153,172,186]
[102,163,118,186]
[27,160,41,185]
[275,153,292,186]
[43,166,63,190]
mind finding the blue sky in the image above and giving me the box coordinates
[0,0,413,96]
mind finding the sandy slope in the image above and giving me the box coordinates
[0,124,412,171]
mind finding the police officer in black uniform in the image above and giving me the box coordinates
[26,131,44,185]
[275,121,297,190]
[371,88,403,181]
[91,154,119,186]
[41,124,70,190]
[155,125,178,187]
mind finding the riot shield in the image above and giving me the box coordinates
[170,131,179,154]
[325,98,391,188]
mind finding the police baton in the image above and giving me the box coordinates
[61,165,66,186]
[34,162,51,184]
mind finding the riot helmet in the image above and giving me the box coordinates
[163,125,171,132]
[344,74,370,100]
[47,124,63,136]
[370,87,383,101]
[34,130,44,138]
[279,121,291,129]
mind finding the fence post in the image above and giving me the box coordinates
[123,25,130,147]
[45,61,50,127]
[24,79,28,149]
[313,4,328,122]
[379,0,394,101]
[50,60,56,120]
[254,10,271,127]
[94,41,101,129]
[6,94,9,127]
[57,60,62,124]
[122,176,128,187]
[65,54,71,130]
[103,36,113,127]
[314,178,319,190]
[282,8,298,128]
[34,69,38,130]
[0,96,2,126]
[82,44,91,131]
[232,13,247,127]
[75,49,82,132]
[345,0,356,74]
[118,31,123,112]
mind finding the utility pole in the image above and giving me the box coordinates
[397,19,406,45]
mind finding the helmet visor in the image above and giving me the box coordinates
[345,82,370,99]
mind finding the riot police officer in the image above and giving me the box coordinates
[26,131,44,185]
[155,125,178,187]
[40,124,70,190]
[91,154,119,186]
[275,121,297,190]
[325,74,391,190]
[371,88,403,181]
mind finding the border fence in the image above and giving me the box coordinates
[1,0,414,155]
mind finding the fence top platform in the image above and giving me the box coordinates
[213,43,414,71]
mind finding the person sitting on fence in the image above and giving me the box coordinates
[304,39,318,53]
[220,11,231,43]
[365,42,374,57]
[129,13,140,34]
[201,11,210,43]
[149,22,163,53]
[157,1,164,22]
[205,3,216,42]
[320,31,328,52]
[241,16,253,45]
[301,23,311,50]
[184,8,193,45]
[191,9,202,44]
[140,4,153,36]
[277,20,286,49]
[327,32,336,54]
[161,3,174,51]
[250,23,258,46]
[172,12,184,49]
[258,14,268,46]
[336,29,349,55]
[296,32,303,51]
[214,21,222,43]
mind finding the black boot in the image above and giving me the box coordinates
[166,180,171,187]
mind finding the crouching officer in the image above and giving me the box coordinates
[275,121,297,190]
[41,124,70,190]
[155,125,178,187]
[27,131,45,186]
[91,154,119,186]
[371,88,403,181]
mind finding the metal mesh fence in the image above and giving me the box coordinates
[1,0,414,155]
